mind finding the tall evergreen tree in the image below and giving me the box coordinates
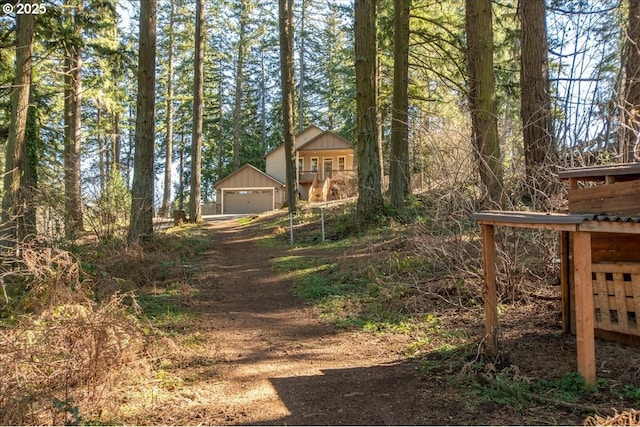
[465,0,503,206]
[389,0,410,211]
[63,0,84,235]
[1,6,35,248]
[318,3,355,138]
[520,0,555,201]
[298,0,307,132]
[232,0,251,170]
[279,0,297,214]
[128,0,157,241]
[355,0,383,219]
[189,0,205,222]
[159,0,176,218]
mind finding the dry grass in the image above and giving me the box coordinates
[584,410,640,426]
[0,245,148,425]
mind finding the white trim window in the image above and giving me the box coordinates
[311,157,318,172]
[338,156,346,171]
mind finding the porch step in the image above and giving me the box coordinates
[310,178,327,201]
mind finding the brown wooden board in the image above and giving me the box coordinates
[593,272,611,327]
[591,233,640,263]
[570,198,640,216]
[568,180,640,216]
[568,179,640,202]
[595,329,640,347]
[559,162,640,180]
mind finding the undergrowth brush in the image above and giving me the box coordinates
[269,191,561,354]
[0,222,214,425]
[0,246,145,425]
[266,190,640,423]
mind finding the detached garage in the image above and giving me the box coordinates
[214,164,286,214]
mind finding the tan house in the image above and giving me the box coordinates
[214,126,354,214]
[266,126,355,201]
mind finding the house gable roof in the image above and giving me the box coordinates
[265,126,353,159]
[264,125,326,159]
[297,124,325,139]
[214,163,285,189]
[296,131,353,151]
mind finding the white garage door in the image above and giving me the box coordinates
[223,189,273,214]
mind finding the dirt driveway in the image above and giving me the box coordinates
[144,216,588,425]
[166,217,435,425]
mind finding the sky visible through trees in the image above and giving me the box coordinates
[547,1,622,149]
[0,0,637,238]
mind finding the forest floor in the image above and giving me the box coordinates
[104,211,640,425]
[138,215,433,425]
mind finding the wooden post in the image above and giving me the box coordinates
[481,224,499,356]
[568,177,579,191]
[573,231,596,385]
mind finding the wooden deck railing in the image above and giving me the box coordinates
[299,169,353,183]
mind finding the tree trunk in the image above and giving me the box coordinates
[218,61,224,182]
[63,0,84,236]
[519,0,556,203]
[97,101,105,194]
[279,0,297,214]
[179,131,185,211]
[1,8,34,249]
[261,51,267,152]
[623,0,640,162]
[189,0,204,223]
[126,103,134,187]
[128,0,157,242]
[377,54,384,190]
[298,0,306,132]
[389,0,411,211]
[113,111,121,172]
[160,0,175,218]
[355,0,383,220]
[19,91,38,240]
[233,0,248,170]
[465,0,503,207]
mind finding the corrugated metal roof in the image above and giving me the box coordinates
[592,215,640,223]
[473,211,640,225]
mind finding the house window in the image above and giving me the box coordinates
[298,157,304,172]
[338,156,346,171]
[311,157,318,172]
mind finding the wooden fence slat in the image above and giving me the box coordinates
[614,273,630,333]
[594,272,610,328]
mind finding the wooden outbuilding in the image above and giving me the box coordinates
[474,162,640,385]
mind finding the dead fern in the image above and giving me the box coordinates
[584,410,640,426]
[0,245,147,425]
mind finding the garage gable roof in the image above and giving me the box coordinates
[214,164,285,189]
